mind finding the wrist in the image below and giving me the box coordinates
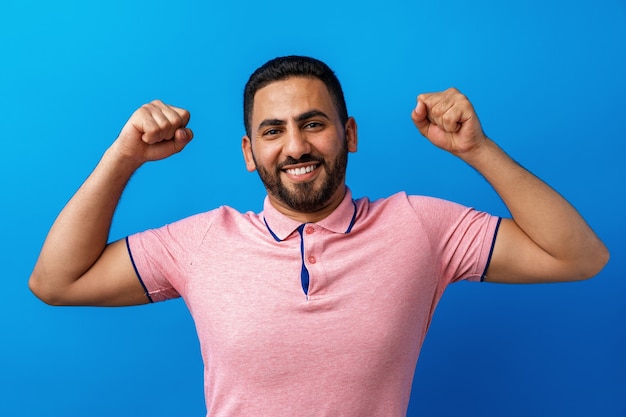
[456,137,500,168]
[102,144,144,178]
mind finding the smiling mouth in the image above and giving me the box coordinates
[284,164,319,176]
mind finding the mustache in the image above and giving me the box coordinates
[277,154,324,170]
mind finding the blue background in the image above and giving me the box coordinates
[2,0,625,415]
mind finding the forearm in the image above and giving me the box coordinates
[29,146,140,300]
[412,89,608,281]
[462,138,609,279]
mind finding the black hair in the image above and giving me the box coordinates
[243,55,348,137]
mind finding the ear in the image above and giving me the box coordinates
[242,135,257,172]
[345,117,358,153]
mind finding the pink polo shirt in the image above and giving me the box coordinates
[127,188,500,416]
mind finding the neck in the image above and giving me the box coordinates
[268,186,347,223]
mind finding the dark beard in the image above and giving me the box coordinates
[253,142,348,213]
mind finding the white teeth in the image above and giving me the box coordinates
[286,165,316,176]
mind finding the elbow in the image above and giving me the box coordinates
[590,244,610,278]
[28,274,54,305]
[28,273,70,306]
[574,243,610,281]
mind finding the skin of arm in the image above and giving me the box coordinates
[29,100,193,306]
[411,88,609,283]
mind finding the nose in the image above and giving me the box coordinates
[283,126,311,160]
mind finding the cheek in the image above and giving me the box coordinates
[318,135,347,157]
[253,143,282,167]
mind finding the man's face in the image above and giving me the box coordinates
[242,77,357,217]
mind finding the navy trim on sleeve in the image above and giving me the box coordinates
[480,217,502,282]
[125,236,154,303]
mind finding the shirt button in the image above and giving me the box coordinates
[305,226,315,234]
[308,255,317,264]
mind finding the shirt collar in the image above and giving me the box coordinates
[262,187,357,242]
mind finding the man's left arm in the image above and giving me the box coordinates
[411,88,609,283]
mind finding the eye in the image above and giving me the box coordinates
[262,128,281,137]
[304,121,324,130]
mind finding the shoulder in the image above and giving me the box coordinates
[130,205,258,245]
[355,191,467,216]
[353,191,496,236]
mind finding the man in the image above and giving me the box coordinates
[30,56,608,416]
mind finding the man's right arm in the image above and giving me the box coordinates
[29,101,193,306]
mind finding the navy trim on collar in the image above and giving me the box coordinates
[263,199,357,242]
[264,217,282,242]
[261,188,358,241]
[345,200,357,234]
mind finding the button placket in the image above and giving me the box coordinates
[296,224,310,296]
[298,224,322,298]
[305,226,316,264]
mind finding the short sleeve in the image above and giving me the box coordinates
[408,195,501,284]
[126,210,217,302]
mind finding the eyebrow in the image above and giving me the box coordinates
[257,109,331,131]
